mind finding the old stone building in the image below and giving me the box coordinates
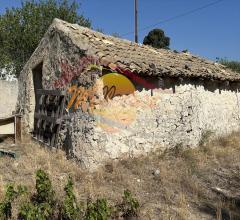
[17,18,240,168]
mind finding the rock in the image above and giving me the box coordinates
[153,169,160,176]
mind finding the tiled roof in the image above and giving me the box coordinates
[50,19,240,82]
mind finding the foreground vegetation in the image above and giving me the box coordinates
[1,131,240,219]
[0,169,139,220]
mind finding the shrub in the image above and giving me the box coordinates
[0,185,16,219]
[119,190,140,218]
[63,177,81,220]
[35,169,55,204]
[1,169,140,220]
[85,198,112,220]
[0,184,27,219]
[18,202,52,220]
[18,169,56,220]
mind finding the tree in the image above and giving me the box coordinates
[143,28,170,49]
[0,0,91,77]
[111,32,121,38]
[217,58,240,73]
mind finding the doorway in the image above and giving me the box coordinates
[32,62,43,109]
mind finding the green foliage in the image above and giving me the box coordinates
[0,184,27,220]
[143,28,170,49]
[35,169,55,204]
[0,0,91,76]
[119,189,139,218]
[18,202,52,220]
[18,169,55,220]
[0,185,16,219]
[85,198,111,220]
[63,177,81,220]
[217,58,240,73]
[1,169,140,220]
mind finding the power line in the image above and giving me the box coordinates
[121,0,225,37]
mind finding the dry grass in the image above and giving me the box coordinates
[1,132,240,219]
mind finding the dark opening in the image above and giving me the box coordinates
[32,62,43,133]
[32,62,43,109]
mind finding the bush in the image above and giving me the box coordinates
[18,169,56,220]
[85,198,111,220]
[18,202,52,220]
[114,189,140,219]
[122,190,139,218]
[35,169,55,204]
[63,177,81,220]
[0,185,16,219]
[1,169,140,220]
[0,184,27,219]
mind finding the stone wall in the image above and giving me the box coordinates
[66,79,240,169]
[0,80,18,118]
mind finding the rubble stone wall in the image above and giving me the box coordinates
[72,80,240,168]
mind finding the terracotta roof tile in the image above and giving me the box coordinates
[51,19,239,82]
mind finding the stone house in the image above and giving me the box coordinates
[17,18,240,169]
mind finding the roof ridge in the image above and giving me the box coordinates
[47,18,240,82]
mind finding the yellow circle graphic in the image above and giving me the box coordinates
[100,72,135,99]
[93,72,136,133]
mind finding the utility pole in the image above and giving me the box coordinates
[134,0,138,43]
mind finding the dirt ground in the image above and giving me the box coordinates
[1,132,240,220]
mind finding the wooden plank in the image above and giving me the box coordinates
[39,95,44,105]
[50,132,56,148]
[34,113,62,124]
[32,136,50,147]
[59,96,66,118]
[36,130,41,140]
[53,95,66,148]
[36,89,66,96]
[36,119,41,129]
[0,117,14,126]
[39,129,44,142]
[33,89,66,148]
[15,115,22,143]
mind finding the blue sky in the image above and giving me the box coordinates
[1,0,239,61]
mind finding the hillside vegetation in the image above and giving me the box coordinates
[1,132,240,219]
